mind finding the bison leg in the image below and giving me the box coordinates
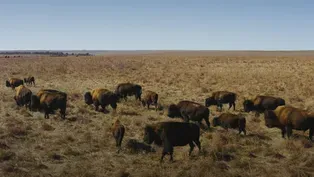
[169,152,174,162]
[242,128,247,135]
[188,142,195,156]
[281,127,286,138]
[110,102,117,112]
[160,152,167,163]
[194,139,201,152]
[147,103,150,109]
[44,111,49,119]
[204,117,210,129]
[228,102,233,110]
[94,102,99,111]
[117,129,124,148]
[162,139,173,162]
[115,136,119,147]
[181,113,190,123]
[233,102,236,111]
[239,128,246,135]
[286,125,293,139]
[309,128,313,141]
[217,101,223,112]
[60,109,66,119]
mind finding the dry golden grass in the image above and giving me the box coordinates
[0,53,314,177]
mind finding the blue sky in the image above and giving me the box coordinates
[0,0,313,50]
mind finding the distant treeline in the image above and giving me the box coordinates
[0,51,93,57]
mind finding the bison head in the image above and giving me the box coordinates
[243,100,254,112]
[264,110,278,128]
[5,80,10,87]
[143,125,162,146]
[30,95,40,111]
[276,98,285,106]
[84,92,93,105]
[167,104,180,118]
[205,97,216,107]
[212,117,221,127]
[135,85,142,101]
[13,96,21,106]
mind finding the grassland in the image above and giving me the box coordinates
[0,52,314,177]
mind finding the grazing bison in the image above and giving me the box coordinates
[264,106,314,140]
[144,121,201,162]
[205,91,236,111]
[14,85,32,109]
[24,76,35,86]
[167,101,210,129]
[141,90,158,111]
[115,83,142,101]
[243,95,285,117]
[84,88,118,113]
[6,78,24,89]
[30,89,67,119]
[213,113,246,135]
[111,119,125,153]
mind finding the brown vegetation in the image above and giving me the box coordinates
[0,52,314,176]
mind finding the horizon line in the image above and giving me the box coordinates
[1,49,314,52]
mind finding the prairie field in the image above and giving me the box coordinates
[1,52,314,177]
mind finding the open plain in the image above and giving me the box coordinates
[0,51,314,177]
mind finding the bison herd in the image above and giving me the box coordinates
[5,76,314,162]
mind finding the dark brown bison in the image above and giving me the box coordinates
[213,113,246,135]
[24,76,35,86]
[144,121,201,162]
[167,101,210,129]
[243,95,285,117]
[141,90,158,111]
[30,89,67,119]
[115,83,142,101]
[6,78,24,89]
[13,85,32,109]
[205,91,236,111]
[84,88,118,113]
[111,119,125,153]
[264,106,314,140]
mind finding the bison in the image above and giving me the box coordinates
[213,113,246,135]
[30,89,67,119]
[6,78,24,89]
[115,83,142,101]
[243,95,285,117]
[84,88,118,113]
[111,119,125,153]
[13,85,32,109]
[264,106,314,140]
[167,101,210,129]
[24,76,35,86]
[205,91,236,111]
[141,90,158,111]
[144,121,201,162]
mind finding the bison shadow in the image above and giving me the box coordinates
[125,139,156,154]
